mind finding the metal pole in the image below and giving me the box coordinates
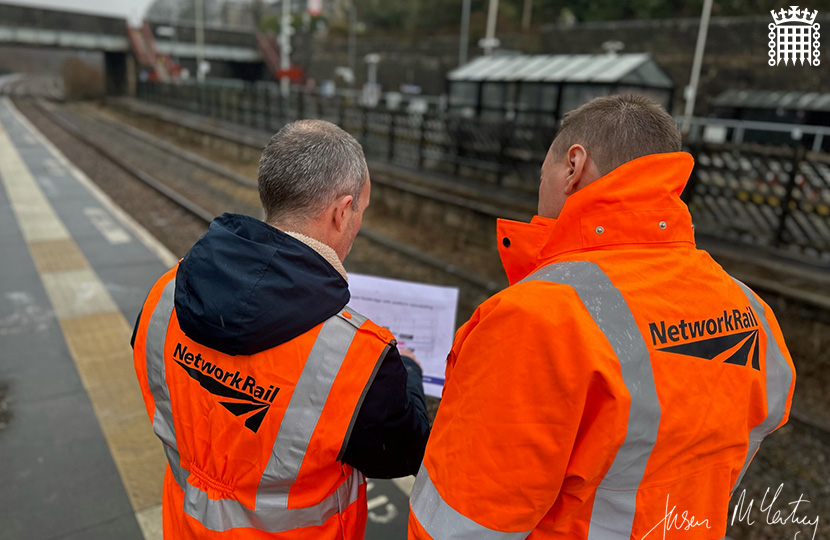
[459,0,471,66]
[681,0,713,133]
[521,0,532,31]
[348,4,357,88]
[484,0,499,56]
[280,0,292,97]
[195,0,205,82]
[169,0,178,65]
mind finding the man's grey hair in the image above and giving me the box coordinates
[257,120,368,225]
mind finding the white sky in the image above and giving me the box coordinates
[2,0,157,20]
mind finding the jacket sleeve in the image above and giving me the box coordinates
[340,345,430,478]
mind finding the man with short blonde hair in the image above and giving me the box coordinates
[409,95,795,540]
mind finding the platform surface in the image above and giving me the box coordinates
[0,95,413,539]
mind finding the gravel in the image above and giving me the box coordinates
[14,99,207,257]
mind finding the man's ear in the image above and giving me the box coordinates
[331,194,354,233]
[564,144,590,195]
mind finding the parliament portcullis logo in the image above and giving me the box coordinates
[769,6,820,66]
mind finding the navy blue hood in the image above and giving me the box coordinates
[175,213,350,356]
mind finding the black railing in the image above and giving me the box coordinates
[137,80,556,192]
[136,81,830,264]
[684,142,830,262]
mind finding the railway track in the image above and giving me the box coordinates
[18,96,501,325]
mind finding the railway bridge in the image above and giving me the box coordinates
[0,2,274,95]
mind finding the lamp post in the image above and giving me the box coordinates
[195,0,205,82]
[682,0,713,133]
[459,0,471,66]
[521,0,532,30]
[168,0,179,65]
[280,0,292,97]
[348,3,357,89]
[480,0,500,56]
[364,52,380,107]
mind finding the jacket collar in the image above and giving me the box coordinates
[497,152,697,285]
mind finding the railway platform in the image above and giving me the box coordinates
[0,94,414,539]
[0,96,170,538]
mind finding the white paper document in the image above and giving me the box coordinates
[347,273,459,398]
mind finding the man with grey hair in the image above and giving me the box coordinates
[132,119,429,539]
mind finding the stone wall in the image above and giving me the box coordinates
[540,15,829,114]
[305,15,829,115]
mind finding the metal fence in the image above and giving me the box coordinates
[136,81,830,264]
[137,80,556,191]
[684,143,830,262]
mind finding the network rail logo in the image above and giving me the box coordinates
[173,343,280,433]
[649,307,761,370]
[769,6,821,66]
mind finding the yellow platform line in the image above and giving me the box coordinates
[0,100,165,539]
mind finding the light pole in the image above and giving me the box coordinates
[280,0,293,97]
[195,0,205,82]
[168,0,179,66]
[521,0,532,31]
[348,3,357,89]
[459,0,471,66]
[364,53,380,107]
[481,0,500,56]
[682,0,713,133]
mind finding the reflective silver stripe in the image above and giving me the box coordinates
[729,279,793,493]
[146,279,178,452]
[257,308,361,503]
[411,463,532,540]
[143,281,366,532]
[523,261,661,539]
[184,466,364,532]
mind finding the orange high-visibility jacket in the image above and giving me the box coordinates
[409,152,796,540]
[133,266,394,539]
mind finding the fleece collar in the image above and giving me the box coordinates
[284,231,348,281]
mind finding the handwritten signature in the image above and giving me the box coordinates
[731,484,820,540]
[642,494,711,539]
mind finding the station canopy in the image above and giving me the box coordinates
[447,53,673,88]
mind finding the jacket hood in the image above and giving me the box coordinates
[497,152,697,284]
[174,213,350,356]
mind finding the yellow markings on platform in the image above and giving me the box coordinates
[40,269,121,319]
[136,505,164,539]
[0,103,164,539]
[59,312,164,512]
[28,239,89,273]
[2,156,70,242]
